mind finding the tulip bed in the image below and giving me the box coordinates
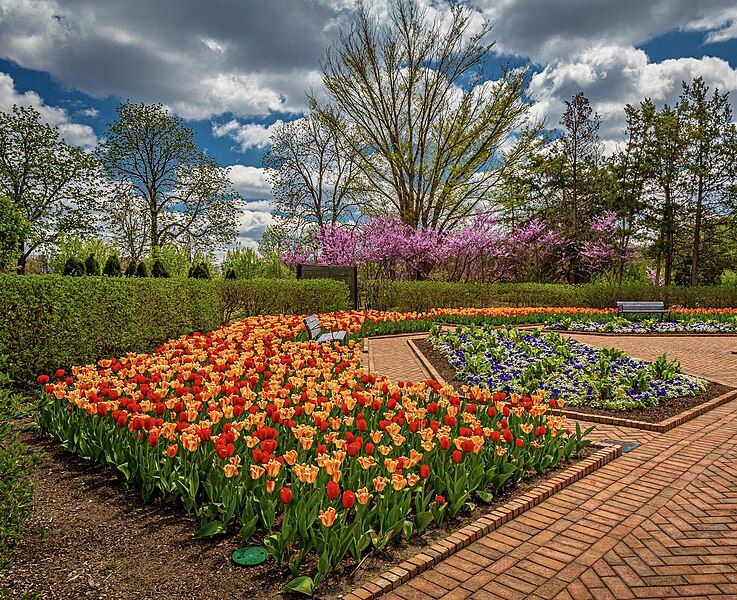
[430,324,707,410]
[37,309,592,594]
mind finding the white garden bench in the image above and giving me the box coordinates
[303,314,347,344]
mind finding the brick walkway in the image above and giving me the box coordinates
[559,333,737,387]
[361,333,737,599]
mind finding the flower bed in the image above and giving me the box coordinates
[37,310,590,594]
[429,325,707,411]
[547,316,737,334]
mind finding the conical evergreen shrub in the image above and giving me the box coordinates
[103,254,122,276]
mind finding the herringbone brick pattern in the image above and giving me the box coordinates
[361,333,737,599]
[559,333,737,387]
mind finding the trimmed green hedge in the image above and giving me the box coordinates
[362,280,737,311]
[0,275,348,384]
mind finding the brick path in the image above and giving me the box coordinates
[559,333,737,387]
[361,333,737,599]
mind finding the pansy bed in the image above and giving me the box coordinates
[427,324,715,417]
[547,315,737,334]
[37,310,592,595]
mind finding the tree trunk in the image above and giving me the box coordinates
[16,239,26,275]
[690,166,704,286]
[150,207,159,253]
[663,187,674,286]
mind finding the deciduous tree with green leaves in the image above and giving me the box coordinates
[99,102,242,256]
[0,195,27,272]
[0,105,100,273]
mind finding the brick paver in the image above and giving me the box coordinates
[361,333,737,599]
[559,333,737,387]
[369,334,431,383]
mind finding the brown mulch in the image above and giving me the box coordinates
[1,425,591,600]
[0,432,293,600]
[415,338,735,424]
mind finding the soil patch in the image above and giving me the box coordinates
[1,428,591,600]
[0,432,294,600]
[414,338,734,424]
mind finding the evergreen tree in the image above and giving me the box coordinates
[224,268,237,280]
[135,261,149,278]
[62,256,86,276]
[103,254,122,276]
[678,77,737,284]
[188,262,211,279]
[84,253,101,275]
[124,260,137,277]
[151,258,170,278]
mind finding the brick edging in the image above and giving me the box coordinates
[406,338,447,385]
[344,444,621,600]
[407,336,737,433]
[553,388,737,432]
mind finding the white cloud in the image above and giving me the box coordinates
[0,71,97,148]
[228,164,273,199]
[478,0,737,64]
[77,107,100,118]
[529,46,737,149]
[212,119,286,151]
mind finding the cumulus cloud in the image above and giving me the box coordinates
[212,119,286,151]
[0,0,341,120]
[529,46,737,149]
[0,71,97,148]
[478,0,737,64]
[228,164,272,199]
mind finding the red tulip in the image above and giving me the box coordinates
[327,480,340,500]
[515,438,524,448]
[279,487,293,504]
[342,490,356,509]
[451,450,462,464]
[55,369,65,378]
[436,495,446,504]
[420,464,430,479]
[37,374,49,384]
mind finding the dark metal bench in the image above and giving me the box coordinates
[303,314,347,345]
[616,301,669,319]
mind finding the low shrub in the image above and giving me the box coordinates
[0,357,37,568]
[0,275,349,385]
[362,280,737,310]
[219,278,348,323]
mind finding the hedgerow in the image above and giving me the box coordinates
[362,280,737,311]
[0,275,349,385]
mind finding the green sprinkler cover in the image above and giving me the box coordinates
[232,546,268,566]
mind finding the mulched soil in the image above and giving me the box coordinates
[415,338,735,424]
[0,432,294,600]
[1,426,591,600]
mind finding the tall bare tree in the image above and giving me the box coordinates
[317,0,535,232]
[263,106,363,236]
[103,184,150,261]
[98,102,242,255]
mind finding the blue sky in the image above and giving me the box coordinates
[1,0,736,247]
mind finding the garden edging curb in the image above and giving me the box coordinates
[344,443,621,600]
[406,337,737,433]
[552,388,737,432]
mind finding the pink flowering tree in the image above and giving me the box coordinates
[580,211,635,278]
[280,210,634,283]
